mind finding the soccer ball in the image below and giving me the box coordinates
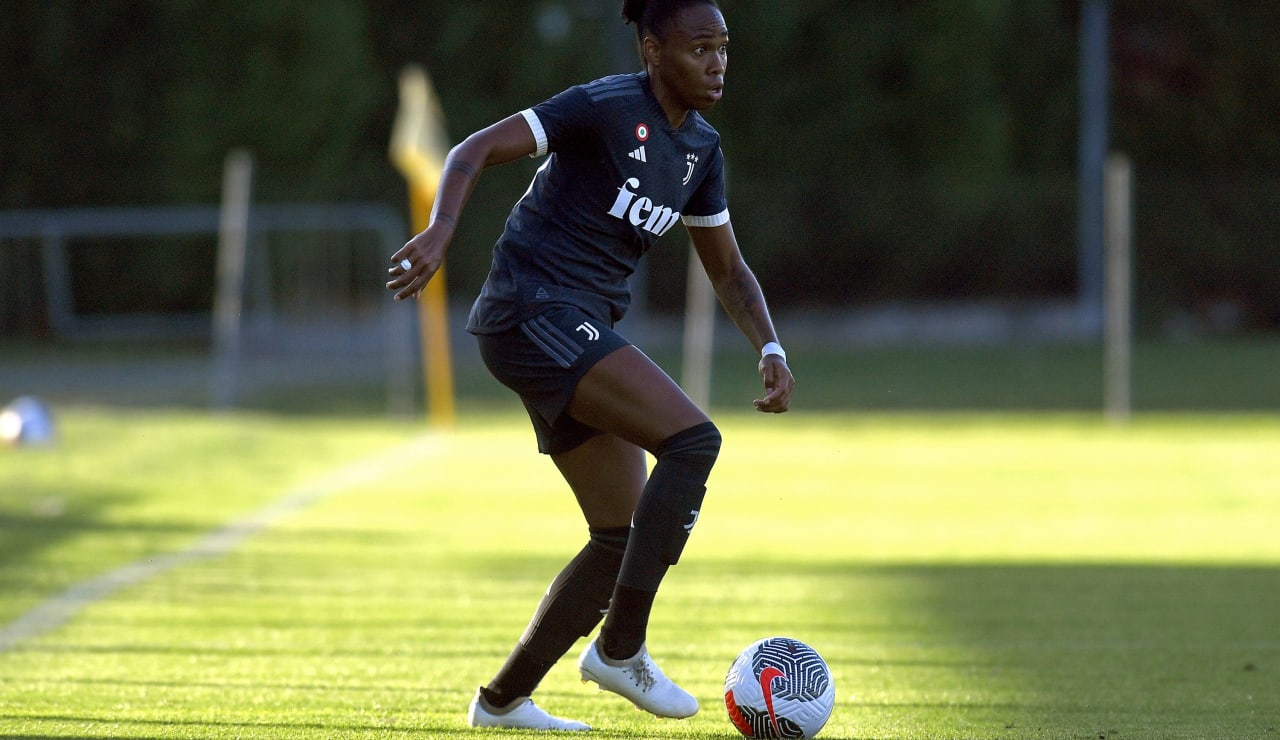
[724,637,835,739]
[0,396,56,447]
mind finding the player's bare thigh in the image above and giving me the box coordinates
[566,345,709,454]
[552,433,646,528]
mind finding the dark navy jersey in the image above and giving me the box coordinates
[466,72,730,334]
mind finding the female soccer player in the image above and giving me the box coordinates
[387,0,793,730]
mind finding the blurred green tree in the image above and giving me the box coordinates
[2,1,1277,332]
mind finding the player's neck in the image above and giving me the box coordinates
[644,70,689,129]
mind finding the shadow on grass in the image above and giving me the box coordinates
[0,488,210,632]
[682,560,1280,739]
[0,714,487,739]
[3,550,1277,738]
[0,487,203,564]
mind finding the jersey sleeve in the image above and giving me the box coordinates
[681,146,730,227]
[519,109,548,158]
[519,85,596,159]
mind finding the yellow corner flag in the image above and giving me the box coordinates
[390,64,455,428]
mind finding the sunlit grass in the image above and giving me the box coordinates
[1,409,1278,738]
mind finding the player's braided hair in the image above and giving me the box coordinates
[621,0,720,44]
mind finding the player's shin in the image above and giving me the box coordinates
[601,421,721,660]
[481,526,628,707]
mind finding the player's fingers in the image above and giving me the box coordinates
[387,253,436,298]
[385,269,412,292]
[393,275,422,301]
[753,386,789,413]
[753,398,784,413]
[387,251,416,277]
[755,361,794,412]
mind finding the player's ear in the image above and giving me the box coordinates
[642,34,661,68]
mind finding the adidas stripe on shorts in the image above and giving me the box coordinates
[477,305,630,455]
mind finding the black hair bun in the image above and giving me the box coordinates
[622,0,646,24]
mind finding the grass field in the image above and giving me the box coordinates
[2,336,1278,414]
[1,405,1278,739]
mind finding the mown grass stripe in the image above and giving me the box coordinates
[0,432,442,653]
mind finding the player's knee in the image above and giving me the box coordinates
[639,421,721,568]
[653,422,721,518]
[589,525,629,560]
[656,421,721,467]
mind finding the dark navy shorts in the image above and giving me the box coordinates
[476,305,631,455]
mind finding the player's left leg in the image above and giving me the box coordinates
[564,345,721,657]
[563,345,721,719]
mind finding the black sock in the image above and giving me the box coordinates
[481,645,552,708]
[483,526,628,703]
[600,584,654,660]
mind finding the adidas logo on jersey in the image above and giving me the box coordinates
[628,146,647,162]
[607,177,680,237]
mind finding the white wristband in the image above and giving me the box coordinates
[761,341,786,362]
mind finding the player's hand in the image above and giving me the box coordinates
[387,222,452,301]
[754,355,794,413]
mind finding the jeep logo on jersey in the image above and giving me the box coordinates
[606,178,681,237]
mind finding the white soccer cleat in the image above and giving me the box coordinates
[467,690,591,731]
[577,638,699,719]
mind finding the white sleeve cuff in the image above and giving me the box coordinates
[682,209,730,228]
[519,109,548,158]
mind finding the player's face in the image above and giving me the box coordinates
[653,5,728,114]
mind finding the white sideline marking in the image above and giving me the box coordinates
[0,433,441,653]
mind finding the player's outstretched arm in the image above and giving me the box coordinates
[688,221,795,413]
[387,114,538,301]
